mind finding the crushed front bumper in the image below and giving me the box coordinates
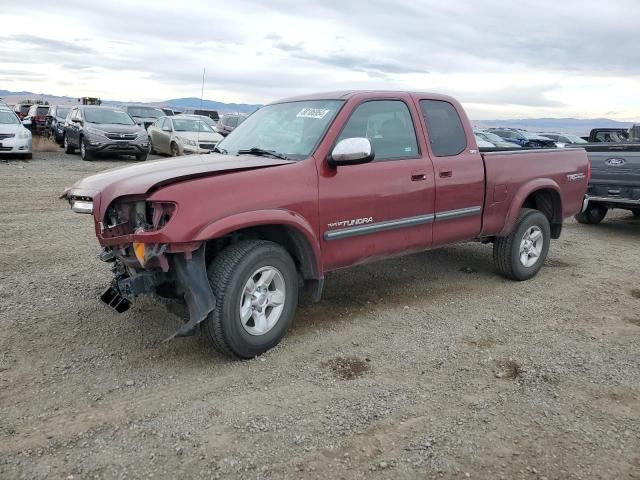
[101,245,216,338]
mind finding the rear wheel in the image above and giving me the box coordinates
[575,205,607,224]
[203,240,298,358]
[63,135,75,154]
[493,208,551,281]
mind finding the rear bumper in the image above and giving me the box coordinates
[585,195,640,208]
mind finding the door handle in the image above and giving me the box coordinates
[411,172,427,181]
[439,169,453,178]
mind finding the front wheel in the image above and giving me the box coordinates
[135,151,148,161]
[493,208,551,281]
[170,142,180,157]
[63,135,75,154]
[575,205,607,224]
[203,240,299,358]
[80,138,92,161]
[632,209,640,218]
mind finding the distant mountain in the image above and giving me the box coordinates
[0,89,261,114]
[473,118,635,136]
[162,97,262,113]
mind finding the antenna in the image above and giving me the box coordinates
[198,67,205,153]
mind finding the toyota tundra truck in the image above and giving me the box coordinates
[61,91,589,358]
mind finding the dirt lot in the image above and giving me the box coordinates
[1,149,639,480]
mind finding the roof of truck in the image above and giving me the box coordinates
[272,90,459,104]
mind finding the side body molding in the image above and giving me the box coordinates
[193,209,323,278]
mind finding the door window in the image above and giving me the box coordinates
[419,100,467,157]
[161,118,172,131]
[336,100,419,161]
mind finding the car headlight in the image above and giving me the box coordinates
[177,137,197,147]
[86,127,106,137]
[18,129,31,139]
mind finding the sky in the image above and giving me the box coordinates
[1,0,639,120]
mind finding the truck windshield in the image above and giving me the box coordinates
[127,107,164,118]
[217,100,344,160]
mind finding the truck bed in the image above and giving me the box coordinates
[480,148,589,236]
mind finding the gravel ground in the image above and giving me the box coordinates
[1,149,639,480]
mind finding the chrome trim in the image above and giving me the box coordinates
[71,200,93,214]
[323,205,482,241]
[324,214,434,240]
[586,196,640,206]
[434,206,482,221]
[581,196,589,213]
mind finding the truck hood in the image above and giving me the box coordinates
[61,153,295,200]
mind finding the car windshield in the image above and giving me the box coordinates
[217,100,344,159]
[85,108,135,125]
[172,118,214,132]
[187,115,216,127]
[480,131,507,143]
[0,111,19,124]
[520,131,549,140]
[57,107,71,118]
[127,107,164,118]
[564,134,587,144]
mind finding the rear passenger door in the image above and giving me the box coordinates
[418,99,484,245]
[318,98,436,270]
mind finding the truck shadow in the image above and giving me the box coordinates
[291,243,495,335]
[576,213,640,239]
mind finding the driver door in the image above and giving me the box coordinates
[318,98,435,270]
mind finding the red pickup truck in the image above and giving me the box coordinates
[62,91,589,358]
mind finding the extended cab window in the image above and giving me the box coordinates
[337,100,418,161]
[420,100,467,157]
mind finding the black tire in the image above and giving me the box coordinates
[63,135,75,154]
[22,153,32,160]
[493,208,551,281]
[203,240,299,359]
[632,209,640,218]
[574,205,607,224]
[79,137,92,161]
[149,137,156,154]
[136,152,148,161]
[170,142,180,157]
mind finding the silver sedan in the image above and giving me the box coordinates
[147,115,223,156]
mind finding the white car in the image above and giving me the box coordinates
[0,108,32,159]
[147,115,223,156]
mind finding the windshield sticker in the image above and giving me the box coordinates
[296,108,330,119]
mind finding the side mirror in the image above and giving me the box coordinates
[328,137,375,167]
[22,119,32,127]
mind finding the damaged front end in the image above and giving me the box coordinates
[96,199,216,339]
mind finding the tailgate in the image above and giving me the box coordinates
[585,144,640,200]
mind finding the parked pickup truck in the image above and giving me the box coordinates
[575,141,640,223]
[61,91,589,358]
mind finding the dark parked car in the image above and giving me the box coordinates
[182,108,219,122]
[488,129,556,148]
[576,140,640,224]
[217,113,248,136]
[586,128,629,143]
[538,133,588,145]
[63,106,149,161]
[121,105,165,130]
[24,104,50,134]
[46,105,73,143]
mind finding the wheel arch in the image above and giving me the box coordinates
[502,180,563,239]
[194,209,323,281]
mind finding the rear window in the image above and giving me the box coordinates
[36,106,49,116]
[20,105,30,114]
[420,100,467,156]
